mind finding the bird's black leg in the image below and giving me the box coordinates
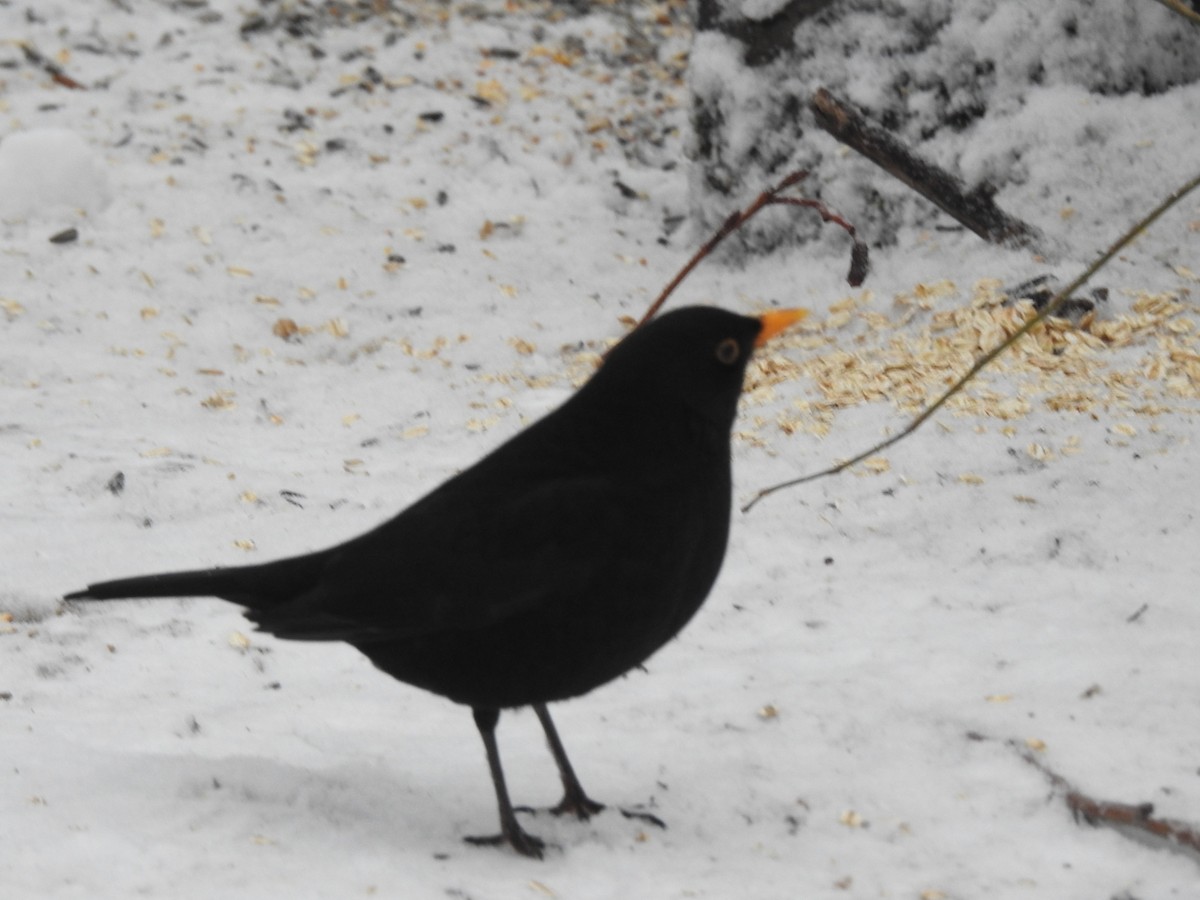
[533,703,605,820]
[534,703,667,831]
[464,707,546,859]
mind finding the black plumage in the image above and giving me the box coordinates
[66,305,807,856]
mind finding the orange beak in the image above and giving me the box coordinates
[755,308,809,347]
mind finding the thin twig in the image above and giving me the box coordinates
[1148,0,1200,26]
[742,170,1200,512]
[18,41,87,90]
[1007,738,1200,857]
[769,196,870,286]
[630,170,867,332]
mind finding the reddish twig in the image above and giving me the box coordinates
[1008,738,1200,857]
[631,170,868,331]
[19,41,86,90]
[770,196,870,287]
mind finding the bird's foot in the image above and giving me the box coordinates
[619,807,667,829]
[549,790,605,821]
[516,795,665,830]
[464,824,547,859]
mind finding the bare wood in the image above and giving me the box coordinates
[810,87,1042,251]
[1011,739,1200,856]
[1148,0,1200,26]
[18,41,86,90]
[742,169,1200,511]
[629,170,867,334]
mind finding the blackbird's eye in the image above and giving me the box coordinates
[715,337,741,365]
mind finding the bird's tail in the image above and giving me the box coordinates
[64,553,329,609]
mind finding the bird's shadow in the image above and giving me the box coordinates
[168,753,667,858]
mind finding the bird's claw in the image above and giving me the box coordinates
[518,795,665,831]
[464,827,547,859]
[550,792,605,821]
[619,807,667,829]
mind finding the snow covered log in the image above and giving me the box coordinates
[687,0,1200,252]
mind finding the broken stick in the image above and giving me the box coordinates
[810,87,1042,252]
[19,41,86,90]
[1009,737,1200,859]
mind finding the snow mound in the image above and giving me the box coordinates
[0,128,112,222]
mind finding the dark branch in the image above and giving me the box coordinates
[810,87,1042,251]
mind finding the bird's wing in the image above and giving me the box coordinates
[246,469,626,642]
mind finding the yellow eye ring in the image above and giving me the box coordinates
[715,337,740,365]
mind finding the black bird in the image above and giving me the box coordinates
[66,305,808,857]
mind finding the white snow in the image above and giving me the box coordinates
[2,1,1198,897]
[0,127,112,220]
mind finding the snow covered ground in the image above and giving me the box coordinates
[2,1,1198,897]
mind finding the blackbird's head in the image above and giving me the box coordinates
[592,306,808,429]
